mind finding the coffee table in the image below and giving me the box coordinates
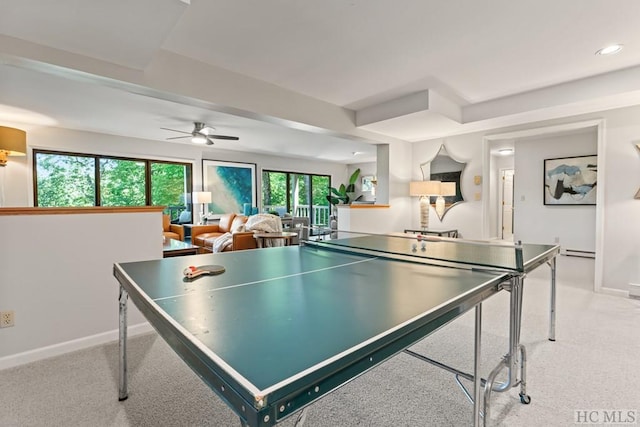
[162,238,199,257]
[253,231,298,248]
[404,228,459,238]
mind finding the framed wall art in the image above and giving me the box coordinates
[361,175,376,192]
[544,155,597,205]
[202,160,257,216]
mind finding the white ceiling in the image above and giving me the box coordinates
[1,0,640,162]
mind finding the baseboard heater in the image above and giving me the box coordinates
[561,248,595,258]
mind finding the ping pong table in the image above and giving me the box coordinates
[114,233,559,426]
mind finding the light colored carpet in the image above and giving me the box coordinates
[1,256,639,426]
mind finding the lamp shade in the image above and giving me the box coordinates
[0,126,27,167]
[409,180,441,196]
[192,191,212,204]
[440,182,457,197]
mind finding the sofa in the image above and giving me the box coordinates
[190,213,257,253]
[162,214,185,241]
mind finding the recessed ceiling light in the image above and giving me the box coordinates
[498,148,513,155]
[596,44,623,56]
[352,151,362,156]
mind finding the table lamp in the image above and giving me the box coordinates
[409,181,441,230]
[435,182,457,218]
[192,191,212,224]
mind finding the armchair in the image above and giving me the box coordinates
[162,214,185,241]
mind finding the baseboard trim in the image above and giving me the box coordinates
[597,286,630,298]
[0,322,153,371]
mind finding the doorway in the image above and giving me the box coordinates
[482,119,604,292]
[501,169,514,240]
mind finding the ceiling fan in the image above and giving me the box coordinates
[161,122,239,145]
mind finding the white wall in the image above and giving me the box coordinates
[0,210,160,368]
[599,108,640,291]
[514,130,597,250]
[2,125,350,208]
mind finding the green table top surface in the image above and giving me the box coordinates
[115,235,558,410]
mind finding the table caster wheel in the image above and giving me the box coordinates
[519,393,531,404]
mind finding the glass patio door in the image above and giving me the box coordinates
[262,170,330,226]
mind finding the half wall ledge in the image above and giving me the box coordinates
[0,206,165,216]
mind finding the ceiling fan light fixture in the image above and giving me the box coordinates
[596,44,623,56]
[191,134,207,144]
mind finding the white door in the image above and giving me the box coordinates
[502,169,514,240]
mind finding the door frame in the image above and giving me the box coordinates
[481,119,606,293]
[498,168,514,240]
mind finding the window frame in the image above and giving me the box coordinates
[32,149,193,211]
[261,168,331,226]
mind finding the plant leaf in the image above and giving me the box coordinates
[348,168,361,186]
[326,195,341,206]
[330,187,342,196]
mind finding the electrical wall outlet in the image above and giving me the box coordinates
[0,310,15,328]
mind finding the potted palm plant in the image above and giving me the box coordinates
[326,168,360,228]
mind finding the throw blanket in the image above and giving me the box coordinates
[245,213,282,233]
[212,232,233,253]
[245,214,283,247]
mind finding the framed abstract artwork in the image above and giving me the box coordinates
[544,155,597,205]
[202,160,257,216]
[361,175,376,192]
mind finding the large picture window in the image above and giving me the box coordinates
[34,150,192,220]
[262,170,330,226]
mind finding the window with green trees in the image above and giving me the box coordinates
[262,170,330,225]
[34,150,192,220]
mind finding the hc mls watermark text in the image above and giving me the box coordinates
[575,410,638,424]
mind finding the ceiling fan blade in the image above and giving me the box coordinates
[208,134,239,141]
[200,126,217,135]
[166,135,191,140]
[160,127,191,135]
[205,138,215,145]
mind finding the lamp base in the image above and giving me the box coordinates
[419,196,429,230]
[435,195,445,218]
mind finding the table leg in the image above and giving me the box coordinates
[548,257,557,341]
[483,274,530,420]
[118,286,128,401]
[473,303,483,427]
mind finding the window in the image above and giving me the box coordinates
[34,150,192,220]
[99,158,146,206]
[262,170,330,226]
[35,152,95,207]
[150,162,191,221]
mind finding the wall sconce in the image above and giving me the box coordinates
[435,182,457,218]
[0,126,27,207]
[0,126,26,167]
[410,180,441,230]
[192,191,212,224]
